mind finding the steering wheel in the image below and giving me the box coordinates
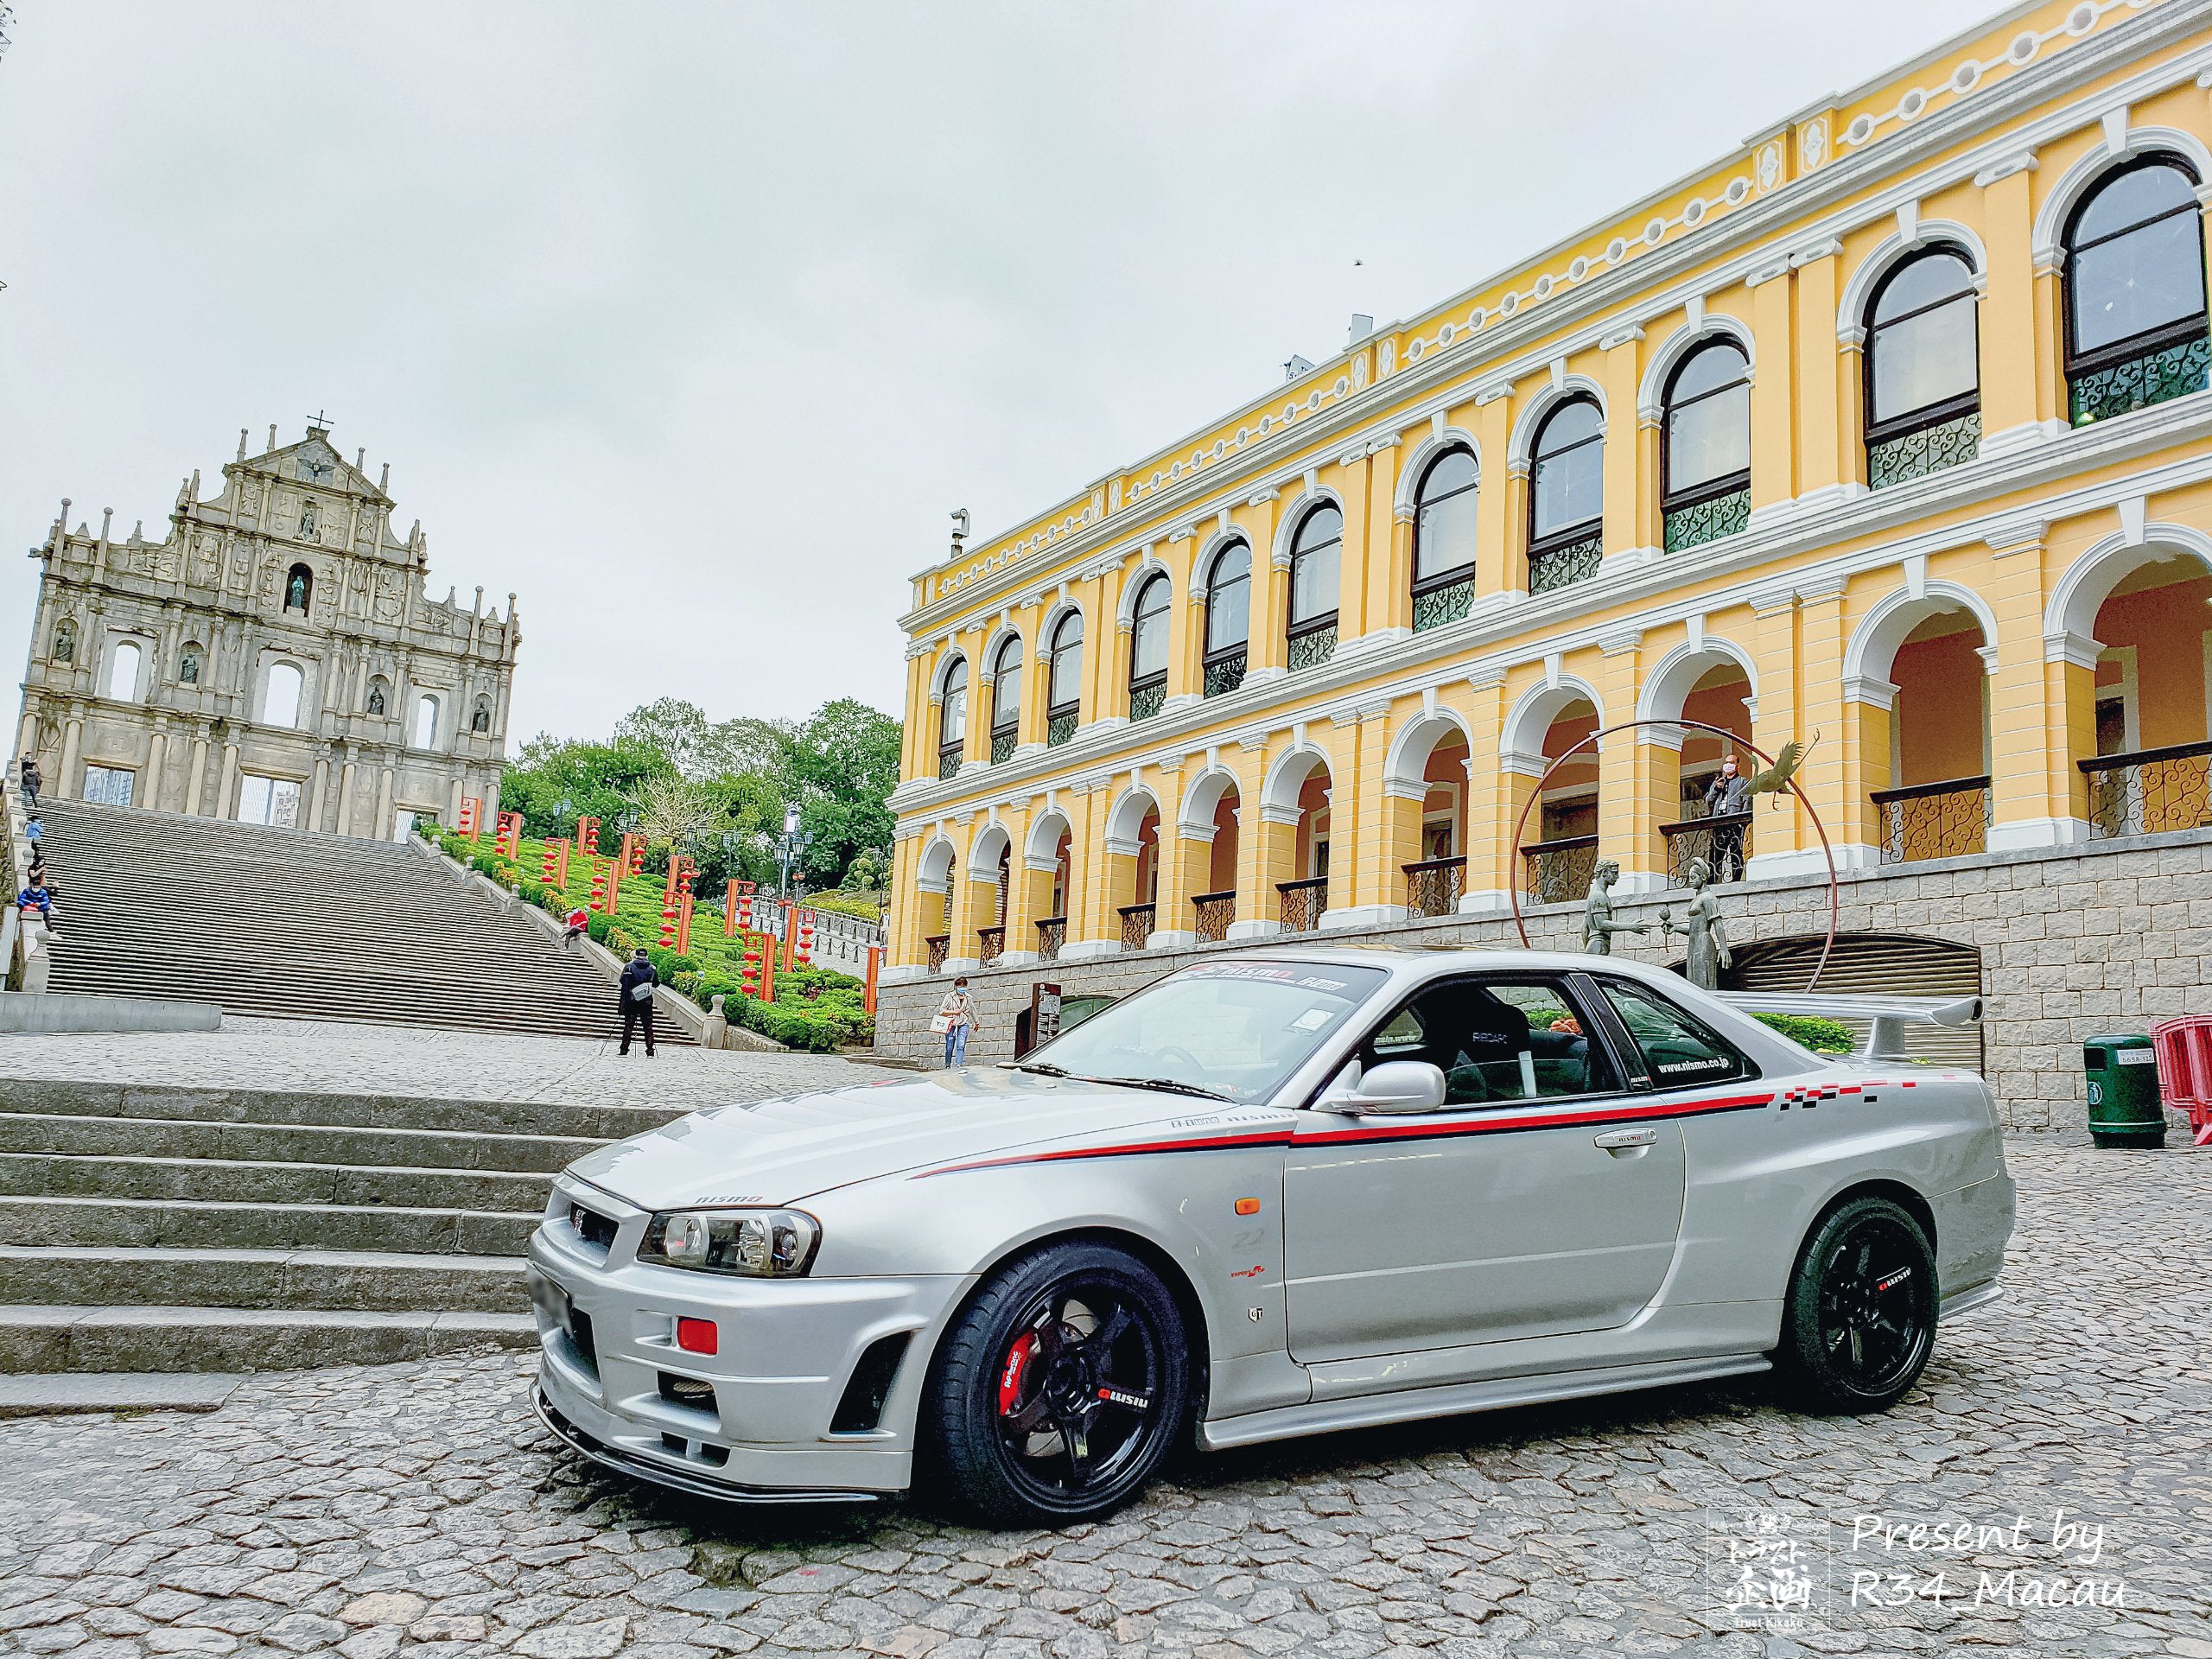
[1155,1045,1204,1073]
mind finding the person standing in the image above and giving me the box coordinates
[1702,754,1753,883]
[936,976,979,1069]
[619,947,658,1057]
[17,757,40,809]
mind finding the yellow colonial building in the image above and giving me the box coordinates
[884,0,2212,1126]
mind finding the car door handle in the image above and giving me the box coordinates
[1593,1127,1659,1149]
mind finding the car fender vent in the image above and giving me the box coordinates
[830,1333,912,1434]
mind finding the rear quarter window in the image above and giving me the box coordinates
[1597,978,1751,1087]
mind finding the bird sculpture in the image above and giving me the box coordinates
[1747,731,1817,802]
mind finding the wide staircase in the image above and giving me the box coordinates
[36,799,662,1040]
[0,1078,690,1375]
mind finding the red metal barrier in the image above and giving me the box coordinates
[2150,1015,2212,1146]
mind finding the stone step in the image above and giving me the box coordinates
[0,1244,528,1313]
[0,1150,554,1212]
[0,1194,537,1255]
[0,1305,537,1373]
[0,1111,602,1173]
[0,1371,244,1417]
[0,1079,690,1141]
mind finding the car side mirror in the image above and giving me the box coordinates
[1332,1059,1446,1116]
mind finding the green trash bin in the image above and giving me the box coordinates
[2083,1033,2165,1148]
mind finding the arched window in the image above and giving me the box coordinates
[178,643,203,685]
[1203,542,1251,697]
[1128,572,1170,721]
[1287,505,1341,671]
[1528,396,1605,593]
[414,694,440,749]
[988,636,1022,763]
[1864,245,1980,487]
[937,656,968,779]
[1662,340,1752,550]
[1412,447,1478,631]
[2065,155,2209,425]
[107,639,143,702]
[264,662,302,728]
[283,563,313,613]
[1045,611,1083,747]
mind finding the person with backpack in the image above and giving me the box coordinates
[17,757,40,809]
[619,947,658,1058]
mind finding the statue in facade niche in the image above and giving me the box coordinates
[471,700,490,734]
[51,624,73,664]
[299,499,318,540]
[367,683,385,715]
[1580,860,1649,957]
[1658,857,1732,990]
[285,568,310,612]
[179,651,199,684]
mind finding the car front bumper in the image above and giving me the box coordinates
[526,1186,969,1502]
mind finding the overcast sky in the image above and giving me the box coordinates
[0,0,2001,747]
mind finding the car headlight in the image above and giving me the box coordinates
[636,1209,820,1277]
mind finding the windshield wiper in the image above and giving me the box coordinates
[1003,1061,1069,1077]
[1077,1074,1233,1102]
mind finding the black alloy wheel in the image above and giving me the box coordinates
[1777,1193,1937,1413]
[924,1241,1188,1526]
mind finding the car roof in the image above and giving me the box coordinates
[1184,942,1668,977]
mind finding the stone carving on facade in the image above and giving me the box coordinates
[14,423,521,839]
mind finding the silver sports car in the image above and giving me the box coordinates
[529,946,2015,1526]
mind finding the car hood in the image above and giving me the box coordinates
[564,1066,1266,1209]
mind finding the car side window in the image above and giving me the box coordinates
[1595,978,1751,1088]
[1360,976,1618,1106]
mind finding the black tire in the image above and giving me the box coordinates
[1776,1193,1938,1413]
[921,1240,1189,1527]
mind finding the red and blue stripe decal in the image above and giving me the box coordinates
[913,1088,1776,1178]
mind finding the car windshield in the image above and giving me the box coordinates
[1018,960,1389,1101]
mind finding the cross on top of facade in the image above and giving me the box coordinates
[306,410,334,432]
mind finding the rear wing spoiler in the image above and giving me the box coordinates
[1719,992,1983,1063]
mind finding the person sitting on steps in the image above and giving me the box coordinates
[16,878,55,934]
[563,904,589,950]
[619,947,658,1058]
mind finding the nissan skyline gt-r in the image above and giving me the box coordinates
[528,946,2015,1527]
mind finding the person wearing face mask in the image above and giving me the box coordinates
[1703,753,1753,883]
[935,976,980,1068]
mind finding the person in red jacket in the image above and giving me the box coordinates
[563,905,588,950]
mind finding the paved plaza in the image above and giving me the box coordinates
[0,1140,2205,1659]
[0,1020,887,1112]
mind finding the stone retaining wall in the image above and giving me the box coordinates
[880,825,2212,1131]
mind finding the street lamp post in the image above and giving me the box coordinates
[778,804,810,906]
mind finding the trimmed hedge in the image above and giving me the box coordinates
[1753,1012,1858,1054]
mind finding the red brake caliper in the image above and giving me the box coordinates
[998,1331,1038,1414]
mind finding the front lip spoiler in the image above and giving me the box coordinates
[532,1386,881,1507]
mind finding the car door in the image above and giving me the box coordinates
[1283,970,1688,1363]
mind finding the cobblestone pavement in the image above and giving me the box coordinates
[0,1019,888,1110]
[0,1141,2205,1659]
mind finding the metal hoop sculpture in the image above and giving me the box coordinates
[1506,715,1840,992]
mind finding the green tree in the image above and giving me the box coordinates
[784,698,899,889]
[499,734,677,838]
